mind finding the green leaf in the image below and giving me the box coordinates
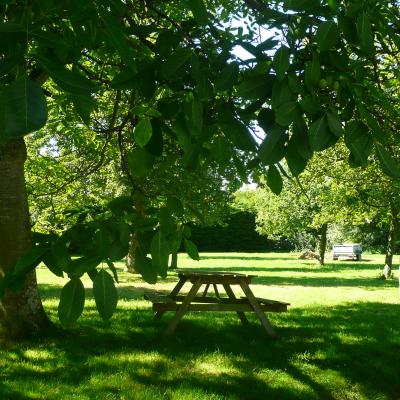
[258,125,287,165]
[191,97,203,133]
[0,79,48,142]
[151,231,170,278]
[161,48,192,80]
[168,230,183,254]
[215,63,239,91]
[220,119,257,151]
[309,116,335,151]
[305,57,320,89]
[11,247,47,283]
[375,144,400,178]
[100,10,135,62]
[66,256,102,277]
[299,96,321,115]
[35,54,98,94]
[267,165,283,194]
[0,55,20,77]
[258,108,275,132]
[273,46,290,81]
[315,21,339,51]
[210,136,231,163]
[58,278,85,328]
[126,148,155,177]
[167,197,184,216]
[271,80,292,109]
[285,141,308,177]
[184,239,200,261]
[357,13,375,55]
[348,134,372,167]
[93,269,118,321]
[71,94,96,125]
[135,251,158,284]
[134,118,153,147]
[188,0,209,25]
[237,74,274,100]
[293,117,313,160]
[275,101,299,126]
[326,108,342,137]
[110,68,137,89]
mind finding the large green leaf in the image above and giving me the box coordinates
[267,165,283,194]
[100,10,136,62]
[356,13,375,55]
[258,125,287,165]
[326,108,342,137]
[151,231,170,278]
[375,144,400,178]
[305,57,320,89]
[220,119,257,151]
[161,48,192,80]
[188,0,209,25]
[275,101,299,126]
[93,269,118,321]
[126,148,155,177]
[215,63,239,91]
[135,251,158,284]
[134,118,153,147]
[184,239,200,261]
[273,46,290,81]
[58,278,85,328]
[210,136,231,163]
[237,74,274,100]
[285,141,308,177]
[66,255,102,277]
[271,80,292,109]
[0,79,47,142]
[309,116,334,151]
[315,21,339,51]
[35,54,98,94]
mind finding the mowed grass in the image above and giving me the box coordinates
[1,252,400,400]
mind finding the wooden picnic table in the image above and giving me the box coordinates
[144,269,289,338]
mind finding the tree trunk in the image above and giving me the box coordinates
[169,252,178,269]
[318,223,328,266]
[124,234,139,273]
[383,205,399,279]
[0,138,53,341]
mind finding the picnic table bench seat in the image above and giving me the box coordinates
[144,291,289,313]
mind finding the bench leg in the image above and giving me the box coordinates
[154,276,187,320]
[163,279,202,336]
[239,282,277,338]
[222,284,249,326]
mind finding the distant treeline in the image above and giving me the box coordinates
[190,211,293,252]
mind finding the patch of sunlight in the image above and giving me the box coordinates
[86,350,167,369]
[169,384,226,400]
[23,348,56,361]
[255,368,316,398]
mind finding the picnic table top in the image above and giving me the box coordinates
[175,268,257,279]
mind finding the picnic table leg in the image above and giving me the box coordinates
[239,281,277,338]
[222,284,249,326]
[154,276,188,320]
[162,279,202,336]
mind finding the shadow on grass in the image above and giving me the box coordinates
[1,288,400,400]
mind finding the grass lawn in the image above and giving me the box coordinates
[1,252,400,400]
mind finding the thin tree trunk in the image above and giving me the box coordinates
[318,223,328,266]
[124,234,139,273]
[0,138,53,341]
[169,252,178,269]
[383,205,399,279]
